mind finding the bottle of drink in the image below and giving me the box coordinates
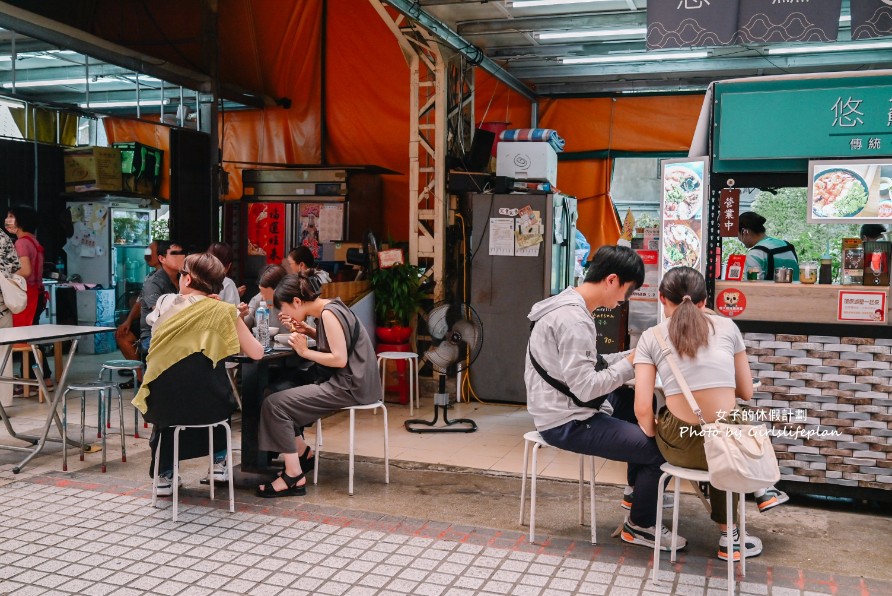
[256,300,270,350]
[819,243,833,285]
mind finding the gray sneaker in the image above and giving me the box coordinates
[213,458,229,482]
[155,472,182,497]
[621,521,686,551]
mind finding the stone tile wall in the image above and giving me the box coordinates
[746,333,892,491]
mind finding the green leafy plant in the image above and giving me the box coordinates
[150,219,169,241]
[370,263,423,326]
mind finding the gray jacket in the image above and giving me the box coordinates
[524,287,633,432]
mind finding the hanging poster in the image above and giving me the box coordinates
[737,0,841,43]
[647,0,739,49]
[300,203,322,258]
[719,188,741,237]
[660,158,709,278]
[807,160,892,223]
[247,202,285,264]
[851,0,892,40]
[319,203,344,242]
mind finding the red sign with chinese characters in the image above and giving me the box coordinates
[719,188,741,237]
[247,202,285,264]
[716,288,747,318]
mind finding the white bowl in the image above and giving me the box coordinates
[274,333,291,347]
[268,326,280,337]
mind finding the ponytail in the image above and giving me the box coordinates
[659,267,712,358]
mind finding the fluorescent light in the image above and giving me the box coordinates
[562,51,708,65]
[840,15,851,24]
[78,99,170,108]
[3,75,161,89]
[510,0,614,7]
[767,41,892,55]
[538,27,646,40]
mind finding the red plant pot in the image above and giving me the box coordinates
[376,325,412,344]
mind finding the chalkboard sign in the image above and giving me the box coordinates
[594,302,629,355]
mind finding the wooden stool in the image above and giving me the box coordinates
[12,343,45,402]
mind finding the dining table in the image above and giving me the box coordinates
[0,324,115,473]
[228,345,299,485]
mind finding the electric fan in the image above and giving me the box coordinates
[405,301,483,433]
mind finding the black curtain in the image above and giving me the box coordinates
[0,138,67,274]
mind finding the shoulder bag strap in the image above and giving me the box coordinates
[653,327,707,426]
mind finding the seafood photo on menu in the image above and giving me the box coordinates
[662,165,703,220]
[812,168,869,218]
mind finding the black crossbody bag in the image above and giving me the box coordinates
[528,317,609,410]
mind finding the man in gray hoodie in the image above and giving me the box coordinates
[525,245,684,551]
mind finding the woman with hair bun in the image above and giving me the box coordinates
[256,272,381,498]
[633,266,768,562]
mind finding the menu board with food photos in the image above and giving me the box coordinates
[807,159,892,224]
[660,158,709,279]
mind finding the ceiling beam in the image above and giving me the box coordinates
[0,1,271,108]
[457,11,645,36]
[511,50,892,80]
[383,0,537,101]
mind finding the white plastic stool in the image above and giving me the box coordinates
[519,430,597,544]
[61,381,126,473]
[313,401,389,495]
[652,463,745,596]
[98,359,145,438]
[376,352,419,415]
[151,420,235,522]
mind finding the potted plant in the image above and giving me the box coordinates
[370,262,423,344]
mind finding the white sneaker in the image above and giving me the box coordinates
[621,521,686,551]
[620,490,674,511]
[213,458,229,482]
[718,528,763,561]
[155,473,182,497]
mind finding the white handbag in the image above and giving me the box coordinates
[0,272,28,314]
[654,329,780,493]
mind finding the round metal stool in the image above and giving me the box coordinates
[61,381,126,473]
[99,359,145,438]
[376,351,419,415]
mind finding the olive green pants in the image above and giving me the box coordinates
[655,407,736,525]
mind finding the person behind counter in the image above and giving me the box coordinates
[738,211,799,281]
[861,224,886,242]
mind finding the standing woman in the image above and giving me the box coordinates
[737,211,799,281]
[256,272,381,498]
[6,205,44,328]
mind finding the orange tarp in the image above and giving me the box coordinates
[540,95,705,250]
[85,3,704,251]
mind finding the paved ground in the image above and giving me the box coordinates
[1,451,891,596]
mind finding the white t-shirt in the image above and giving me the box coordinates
[633,315,746,397]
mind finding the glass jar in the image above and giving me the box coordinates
[799,261,818,284]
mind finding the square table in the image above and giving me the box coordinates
[0,324,115,473]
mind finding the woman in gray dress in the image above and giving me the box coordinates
[257,272,381,498]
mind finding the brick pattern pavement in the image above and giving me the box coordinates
[745,333,892,490]
[0,474,889,596]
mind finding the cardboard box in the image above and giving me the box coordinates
[64,147,122,192]
[76,289,116,322]
[113,142,163,195]
[496,142,558,186]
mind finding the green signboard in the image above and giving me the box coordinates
[713,75,892,174]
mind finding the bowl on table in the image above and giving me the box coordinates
[274,332,291,347]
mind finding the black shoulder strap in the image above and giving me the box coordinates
[528,316,608,410]
[750,242,797,280]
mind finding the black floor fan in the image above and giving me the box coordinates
[404,301,483,433]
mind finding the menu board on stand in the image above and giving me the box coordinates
[660,158,710,288]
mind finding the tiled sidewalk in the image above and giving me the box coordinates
[1,474,889,596]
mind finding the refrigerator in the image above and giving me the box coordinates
[469,193,577,404]
[64,201,155,325]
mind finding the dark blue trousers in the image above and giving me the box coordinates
[540,387,665,528]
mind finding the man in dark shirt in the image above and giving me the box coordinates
[138,240,184,359]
